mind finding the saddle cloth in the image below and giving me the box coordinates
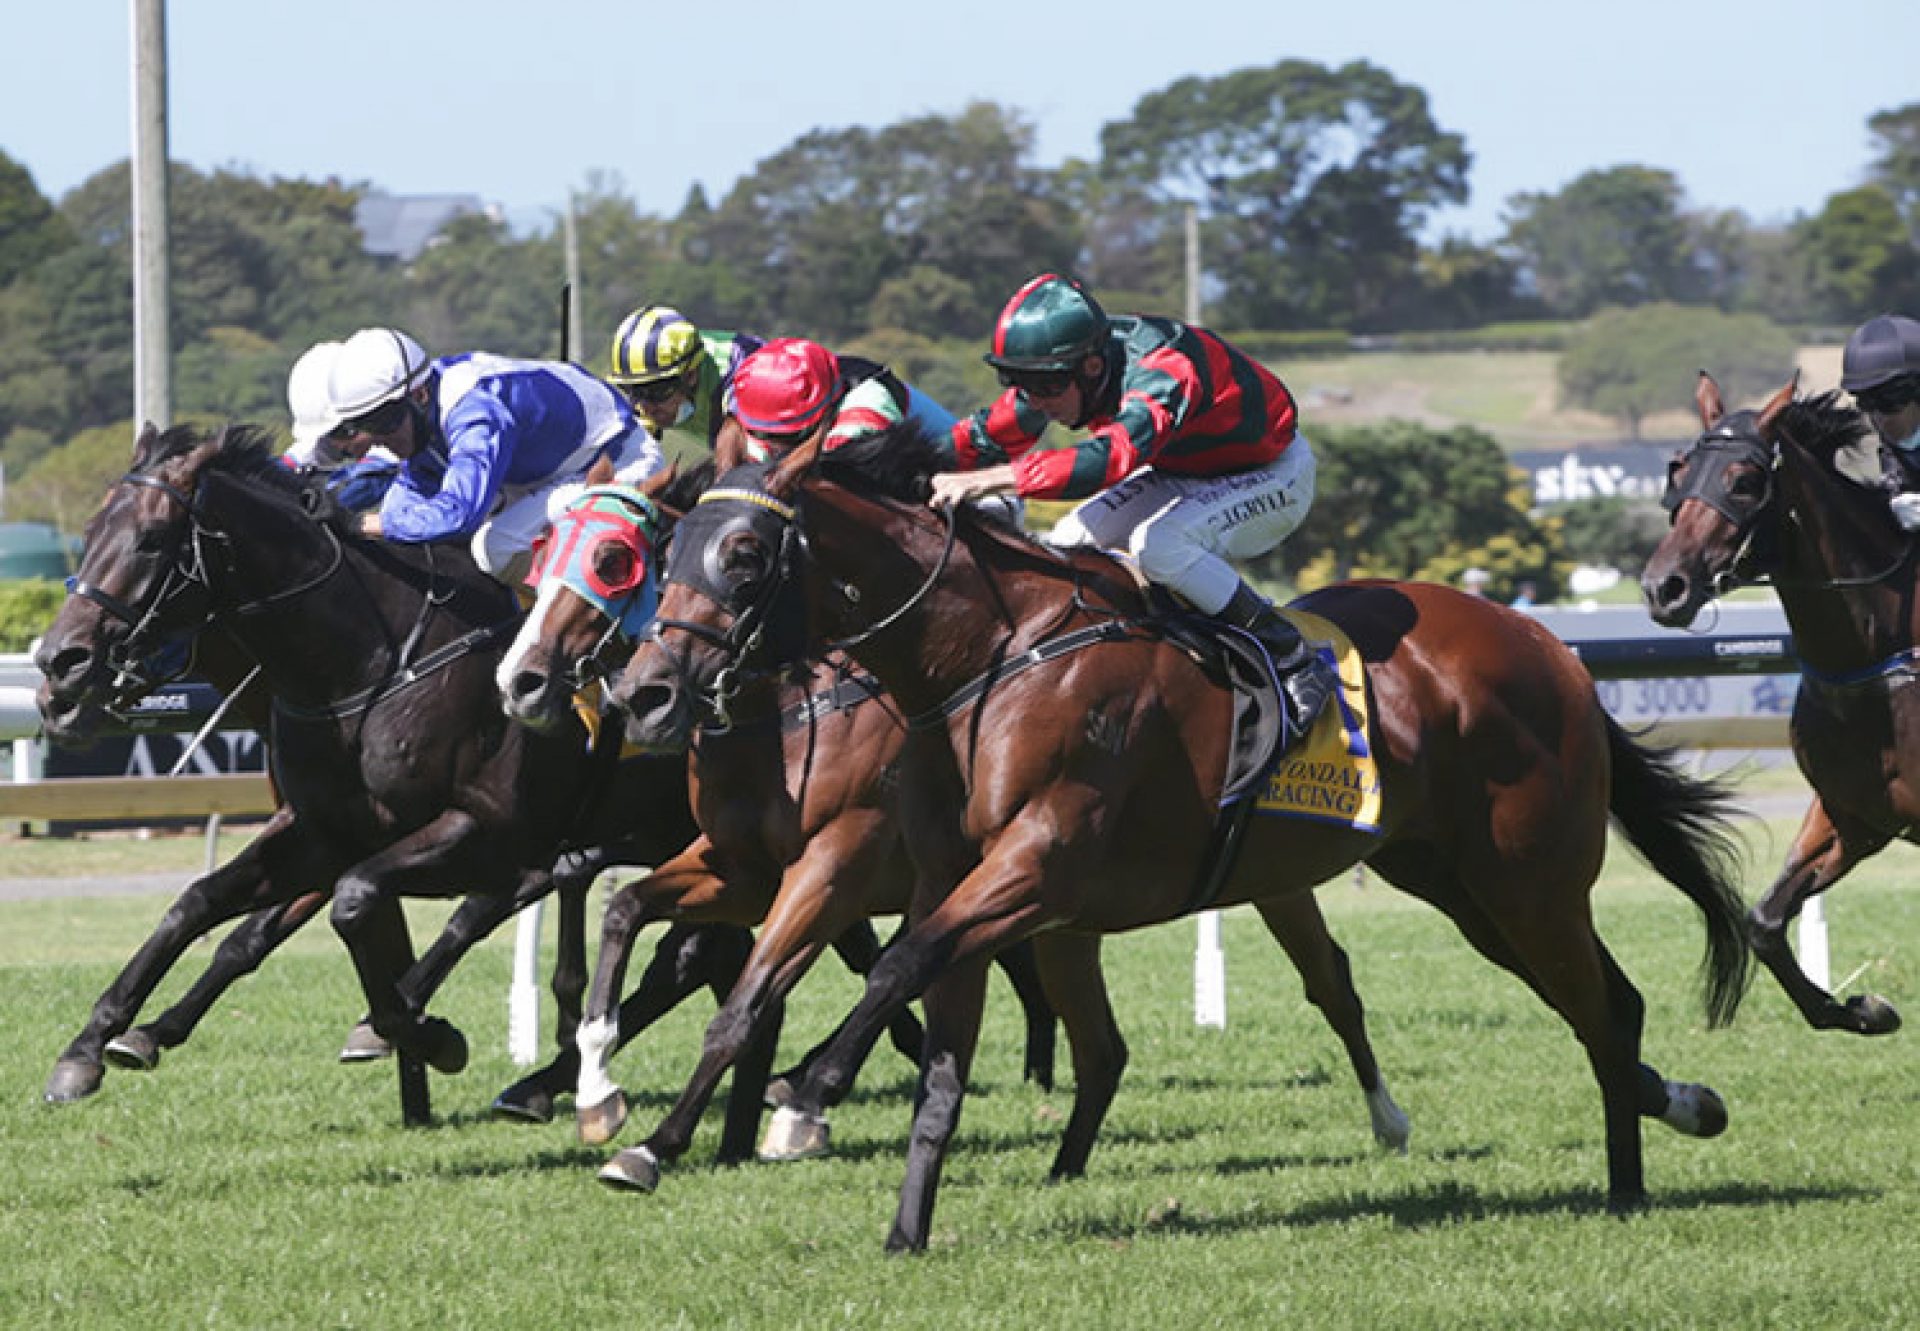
[1250,610,1381,835]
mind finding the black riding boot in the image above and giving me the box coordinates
[1220,582,1337,737]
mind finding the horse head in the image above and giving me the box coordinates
[1644,373,1890,632]
[35,423,248,742]
[610,444,821,749]
[496,456,679,732]
[1641,374,1798,626]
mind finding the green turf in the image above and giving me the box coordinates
[3,814,1914,1330]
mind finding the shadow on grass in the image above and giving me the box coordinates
[1044,1177,1881,1242]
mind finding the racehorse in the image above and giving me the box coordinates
[1642,373,1904,1035]
[611,425,1753,1250]
[494,481,1075,1153]
[32,423,716,1122]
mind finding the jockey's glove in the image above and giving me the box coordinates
[1890,492,1920,532]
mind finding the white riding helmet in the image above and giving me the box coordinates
[328,327,433,419]
[287,340,344,452]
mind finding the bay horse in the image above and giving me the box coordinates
[612,426,1753,1250]
[494,481,1072,1151]
[1642,373,1904,1035]
[32,423,723,1125]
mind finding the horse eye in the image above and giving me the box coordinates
[594,542,638,588]
[1730,472,1764,498]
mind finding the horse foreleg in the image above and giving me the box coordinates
[1751,799,1899,1035]
[107,890,329,1070]
[329,811,492,1079]
[1030,932,1125,1181]
[47,810,337,1103]
[1253,891,1409,1152]
[575,841,731,1144]
[887,956,990,1254]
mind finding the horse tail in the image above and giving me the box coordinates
[1603,715,1753,1027]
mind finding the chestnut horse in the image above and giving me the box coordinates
[494,484,1405,1188]
[612,426,1752,1250]
[1643,374,1904,1035]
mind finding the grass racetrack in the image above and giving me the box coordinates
[3,797,1915,1329]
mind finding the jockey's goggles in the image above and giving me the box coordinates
[338,397,410,439]
[997,366,1076,397]
[1855,378,1920,415]
[622,377,686,407]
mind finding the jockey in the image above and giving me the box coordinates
[727,337,960,464]
[319,327,663,582]
[281,340,401,512]
[928,273,1336,734]
[1843,314,1920,531]
[604,305,763,457]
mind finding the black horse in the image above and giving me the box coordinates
[1644,374,1905,1035]
[33,423,724,1118]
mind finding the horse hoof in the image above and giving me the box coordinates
[1659,1082,1728,1138]
[105,1029,163,1072]
[419,1018,468,1075]
[491,1081,556,1125]
[576,1089,629,1146]
[44,1057,105,1104]
[1848,994,1902,1036]
[598,1146,661,1193]
[759,1106,831,1161]
[763,1076,795,1110]
[339,1020,394,1063]
[1366,1085,1412,1154]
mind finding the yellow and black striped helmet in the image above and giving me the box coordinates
[608,306,704,385]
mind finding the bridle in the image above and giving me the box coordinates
[1662,419,1913,595]
[68,467,344,710]
[646,481,958,730]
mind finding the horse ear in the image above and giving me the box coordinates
[585,454,616,488]
[765,433,825,500]
[1695,372,1725,429]
[130,421,161,466]
[638,461,678,499]
[713,417,748,473]
[1757,372,1799,435]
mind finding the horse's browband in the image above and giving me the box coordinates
[698,488,796,521]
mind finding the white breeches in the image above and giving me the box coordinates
[1049,434,1317,612]
[470,425,664,578]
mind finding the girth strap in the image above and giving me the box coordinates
[906,620,1138,732]
[274,620,518,723]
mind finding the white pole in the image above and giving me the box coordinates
[130,0,172,431]
[1798,896,1830,992]
[1194,910,1226,1028]
[507,900,545,1065]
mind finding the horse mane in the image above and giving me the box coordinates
[1777,390,1871,463]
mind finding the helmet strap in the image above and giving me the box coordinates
[1067,344,1115,430]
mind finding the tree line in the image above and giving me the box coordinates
[1,58,1916,586]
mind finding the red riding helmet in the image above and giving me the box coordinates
[732,338,842,438]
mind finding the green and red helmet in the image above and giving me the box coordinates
[984,274,1110,373]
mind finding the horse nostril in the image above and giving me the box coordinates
[509,669,549,704]
[622,680,676,721]
[44,645,94,686]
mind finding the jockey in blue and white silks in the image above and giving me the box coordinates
[380,353,663,572]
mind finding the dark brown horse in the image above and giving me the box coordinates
[1643,374,1904,1035]
[494,481,1074,1152]
[611,427,1752,1250]
[32,424,707,1121]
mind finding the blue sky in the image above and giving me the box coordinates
[4,0,1916,243]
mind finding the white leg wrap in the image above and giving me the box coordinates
[574,1015,621,1110]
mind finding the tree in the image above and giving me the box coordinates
[1554,495,1670,574]
[1867,102,1920,235]
[1098,59,1469,331]
[1502,166,1700,317]
[1795,186,1920,321]
[402,212,560,357]
[1268,420,1562,596]
[0,150,74,286]
[1557,304,1799,438]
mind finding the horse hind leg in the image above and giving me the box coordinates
[1252,892,1409,1153]
[1030,932,1126,1181]
[1751,800,1900,1035]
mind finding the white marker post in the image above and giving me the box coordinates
[1194,910,1226,1028]
[507,901,545,1065]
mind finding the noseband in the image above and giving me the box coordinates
[1661,424,1781,596]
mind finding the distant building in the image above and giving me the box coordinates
[354,190,493,262]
